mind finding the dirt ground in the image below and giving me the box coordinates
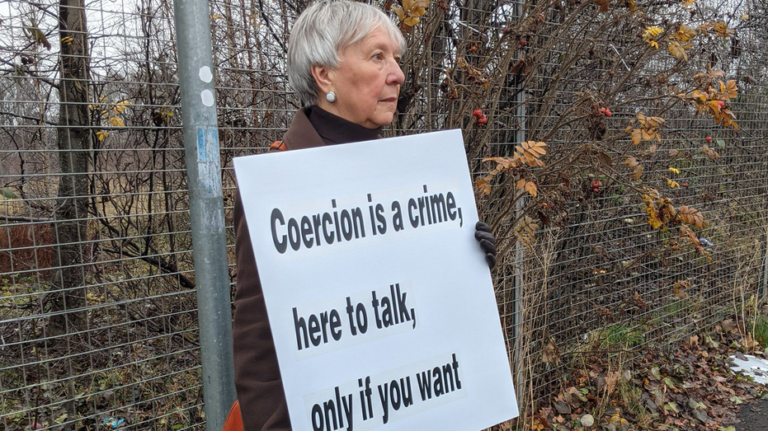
[736,398,768,430]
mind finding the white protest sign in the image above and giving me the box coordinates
[233,129,518,431]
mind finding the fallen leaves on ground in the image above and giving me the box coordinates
[534,318,768,430]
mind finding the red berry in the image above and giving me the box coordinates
[520,40,527,47]
[598,107,607,114]
[472,109,483,117]
[683,183,689,188]
[705,136,712,142]
[604,108,612,117]
[592,188,599,193]
[477,115,487,125]
[717,100,725,109]
[591,180,601,188]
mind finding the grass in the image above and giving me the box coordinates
[597,324,646,350]
[751,314,768,349]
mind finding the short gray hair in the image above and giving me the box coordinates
[288,0,407,107]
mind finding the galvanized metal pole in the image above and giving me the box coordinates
[172,1,236,430]
[761,232,768,299]
[512,0,527,405]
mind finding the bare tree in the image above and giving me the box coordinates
[49,0,90,333]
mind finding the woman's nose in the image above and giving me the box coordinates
[388,60,405,85]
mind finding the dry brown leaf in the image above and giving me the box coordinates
[515,141,547,167]
[525,181,538,197]
[674,25,696,42]
[599,151,612,166]
[594,0,609,12]
[514,216,539,249]
[476,178,491,195]
[542,338,561,365]
[679,205,705,228]
[633,164,644,180]
[668,41,688,61]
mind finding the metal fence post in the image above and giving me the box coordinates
[761,232,768,299]
[172,1,236,430]
[509,0,527,409]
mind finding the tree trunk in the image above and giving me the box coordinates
[50,0,90,334]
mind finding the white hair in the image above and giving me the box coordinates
[288,0,407,107]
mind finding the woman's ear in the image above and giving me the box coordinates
[311,64,335,94]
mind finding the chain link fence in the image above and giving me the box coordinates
[2,0,767,430]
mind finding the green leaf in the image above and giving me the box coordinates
[54,412,68,424]
[650,366,661,380]
[664,402,679,413]
[1,189,17,199]
[172,425,183,430]
[663,376,678,391]
[716,139,726,148]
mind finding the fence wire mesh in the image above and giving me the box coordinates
[1,0,767,430]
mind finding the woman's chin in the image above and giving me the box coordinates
[373,112,396,127]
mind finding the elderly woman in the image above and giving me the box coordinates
[231,1,497,430]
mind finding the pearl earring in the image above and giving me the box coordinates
[326,92,336,103]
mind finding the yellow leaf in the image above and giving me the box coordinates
[625,0,636,13]
[411,6,427,17]
[725,80,738,99]
[643,26,663,38]
[113,100,130,115]
[95,131,109,141]
[403,16,420,26]
[708,100,721,115]
[642,26,663,48]
[516,179,526,190]
[674,25,696,42]
[668,167,680,174]
[631,128,642,145]
[107,117,125,127]
[26,25,51,50]
[713,22,735,38]
[392,6,405,21]
[666,179,680,189]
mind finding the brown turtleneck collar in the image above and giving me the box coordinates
[306,105,383,145]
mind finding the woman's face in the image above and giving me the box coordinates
[316,27,405,129]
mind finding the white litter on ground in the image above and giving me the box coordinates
[730,354,768,385]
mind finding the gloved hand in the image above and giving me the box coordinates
[474,221,497,268]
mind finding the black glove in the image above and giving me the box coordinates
[474,221,497,269]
